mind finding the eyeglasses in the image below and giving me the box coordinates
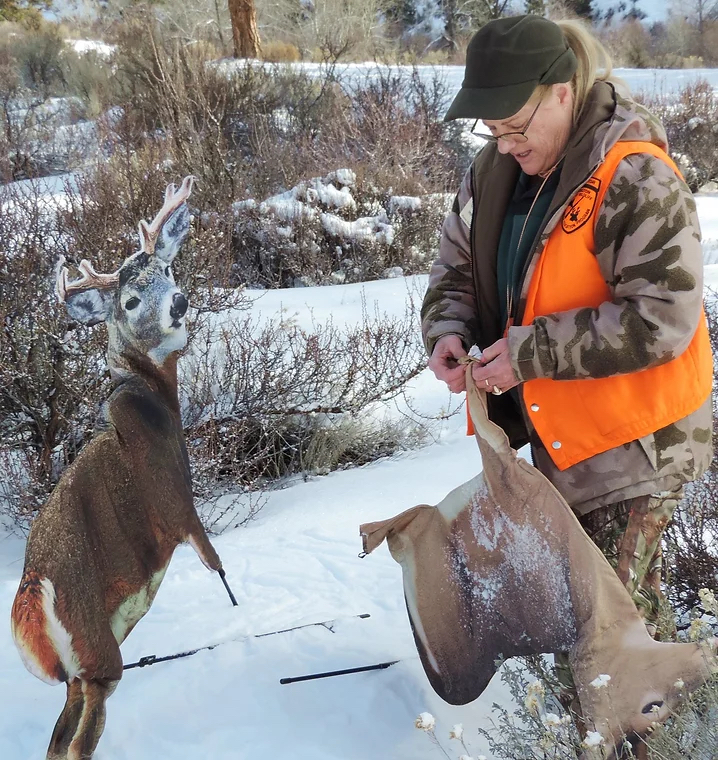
[474,99,542,144]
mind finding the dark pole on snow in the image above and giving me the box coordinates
[279,660,399,685]
[122,613,372,671]
[218,568,238,606]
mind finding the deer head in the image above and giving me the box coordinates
[56,176,195,367]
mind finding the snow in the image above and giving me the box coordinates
[589,674,611,689]
[66,39,116,58]
[583,730,605,747]
[320,211,394,245]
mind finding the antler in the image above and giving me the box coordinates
[55,256,120,304]
[138,176,195,255]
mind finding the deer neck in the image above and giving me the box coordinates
[108,346,181,414]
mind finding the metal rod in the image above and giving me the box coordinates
[218,568,238,606]
[123,612,372,671]
[280,660,399,685]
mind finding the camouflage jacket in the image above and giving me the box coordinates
[421,81,712,514]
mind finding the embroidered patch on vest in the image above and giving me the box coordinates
[562,177,601,234]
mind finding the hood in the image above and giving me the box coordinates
[593,84,668,162]
[567,81,668,180]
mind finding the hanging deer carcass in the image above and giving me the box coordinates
[361,361,717,759]
[11,177,230,760]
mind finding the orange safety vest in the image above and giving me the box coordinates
[512,140,712,470]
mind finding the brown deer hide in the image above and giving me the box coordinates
[360,366,716,755]
[14,367,209,679]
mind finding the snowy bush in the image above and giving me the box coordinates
[0,21,115,180]
[416,654,718,759]
[231,168,451,287]
[638,80,718,192]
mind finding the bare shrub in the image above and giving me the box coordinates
[0,22,113,180]
[10,20,66,98]
[0,180,110,530]
[182,296,427,531]
[638,80,718,191]
[61,48,115,119]
[261,40,302,62]
[311,66,460,194]
[664,295,718,622]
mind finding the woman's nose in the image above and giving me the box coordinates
[497,139,513,155]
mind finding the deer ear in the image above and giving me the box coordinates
[64,288,114,326]
[153,202,191,264]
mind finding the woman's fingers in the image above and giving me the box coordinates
[429,335,468,392]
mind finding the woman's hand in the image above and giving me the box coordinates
[470,338,521,394]
[429,335,469,393]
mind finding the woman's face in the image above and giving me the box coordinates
[481,84,574,176]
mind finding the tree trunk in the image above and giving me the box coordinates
[228,0,261,59]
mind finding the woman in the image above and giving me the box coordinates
[422,14,713,721]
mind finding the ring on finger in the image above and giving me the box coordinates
[492,385,503,396]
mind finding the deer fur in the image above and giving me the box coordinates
[11,177,226,760]
[360,363,717,759]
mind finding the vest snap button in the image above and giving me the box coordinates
[552,441,562,449]
[530,404,540,412]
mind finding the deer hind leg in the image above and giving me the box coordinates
[47,677,118,760]
[47,679,84,759]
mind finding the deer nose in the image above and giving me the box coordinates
[170,292,188,320]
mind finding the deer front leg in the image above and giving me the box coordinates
[186,515,222,572]
[186,517,238,605]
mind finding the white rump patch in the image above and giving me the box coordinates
[11,614,61,686]
[41,578,82,681]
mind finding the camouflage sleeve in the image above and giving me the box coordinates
[420,166,477,355]
[508,154,704,382]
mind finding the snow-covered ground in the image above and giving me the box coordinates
[3,247,718,760]
[3,70,718,758]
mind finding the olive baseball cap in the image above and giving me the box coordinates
[444,15,577,121]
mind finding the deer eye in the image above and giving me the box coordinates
[125,297,140,311]
[165,267,171,276]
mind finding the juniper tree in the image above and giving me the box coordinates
[0,0,48,21]
[525,0,546,15]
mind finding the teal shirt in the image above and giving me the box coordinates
[497,167,561,330]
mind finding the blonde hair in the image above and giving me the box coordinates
[555,19,621,125]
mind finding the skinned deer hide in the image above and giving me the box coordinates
[360,364,716,756]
